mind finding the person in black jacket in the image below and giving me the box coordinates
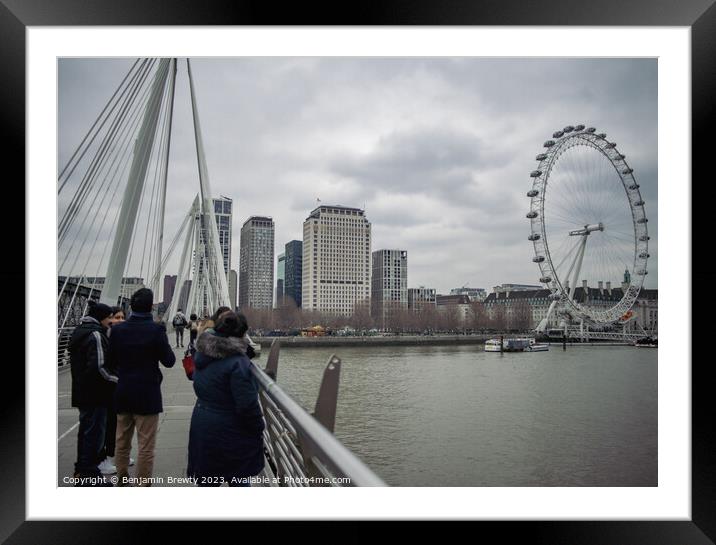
[187,312,265,486]
[108,288,175,486]
[69,301,116,485]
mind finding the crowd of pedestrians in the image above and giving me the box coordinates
[69,288,265,487]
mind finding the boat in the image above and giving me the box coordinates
[633,336,657,348]
[484,338,549,352]
[526,339,549,352]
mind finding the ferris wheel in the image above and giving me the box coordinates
[526,125,649,330]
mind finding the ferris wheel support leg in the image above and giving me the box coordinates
[537,299,559,333]
[568,234,589,305]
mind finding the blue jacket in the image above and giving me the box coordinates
[108,312,176,415]
[187,331,265,480]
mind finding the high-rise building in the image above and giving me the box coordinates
[302,205,371,314]
[163,275,177,304]
[371,249,407,320]
[212,196,233,275]
[408,287,437,310]
[229,269,237,311]
[238,216,275,310]
[276,253,285,307]
[284,240,303,308]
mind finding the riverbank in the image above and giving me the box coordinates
[252,335,632,348]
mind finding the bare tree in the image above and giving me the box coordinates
[509,299,532,331]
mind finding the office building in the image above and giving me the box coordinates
[408,287,437,310]
[302,205,371,314]
[238,216,275,310]
[371,249,408,321]
[284,240,303,308]
[276,253,285,307]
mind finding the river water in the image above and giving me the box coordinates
[272,344,657,487]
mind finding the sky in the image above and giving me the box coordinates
[58,57,657,294]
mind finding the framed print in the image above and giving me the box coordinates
[4,0,712,543]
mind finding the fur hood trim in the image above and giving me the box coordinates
[196,331,248,360]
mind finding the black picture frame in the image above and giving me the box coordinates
[3,1,710,543]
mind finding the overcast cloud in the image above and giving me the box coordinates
[58,57,657,294]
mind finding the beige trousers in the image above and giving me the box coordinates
[115,413,159,486]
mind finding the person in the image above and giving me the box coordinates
[108,288,176,486]
[97,307,134,475]
[69,300,116,485]
[187,312,265,486]
[197,306,231,336]
[172,308,188,347]
[198,306,257,359]
[187,313,199,355]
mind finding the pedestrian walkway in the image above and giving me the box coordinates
[58,342,196,487]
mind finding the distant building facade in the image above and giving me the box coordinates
[62,276,145,302]
[163,275,177,305]
[371,249,407,322]
[276,253,285,307]
[436,293,472,323]
[492,283,543,294]
[408,287,437,310]
[284,240,303,308]
[229,269,238,311]
[238,216,275,310]
[450,286,487,301]
[302,205,371,314]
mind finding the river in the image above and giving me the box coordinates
[272,344,657,487]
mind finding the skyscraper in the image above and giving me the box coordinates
[238,216,275,310]
[284,240,303,308]
[212,196,232,275]
[302,205,371,314]
[276,253,285,307]
[229,269,237,311]
[371,249,408,321]
[194,196,233,313]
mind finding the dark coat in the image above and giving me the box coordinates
[70,317,117,408]
[108,311,176,415]
[187,331,265,481]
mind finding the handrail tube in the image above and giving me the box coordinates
[250,362,386,487]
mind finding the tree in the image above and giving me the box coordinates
[350,300,373,331]
[510,299,533,331]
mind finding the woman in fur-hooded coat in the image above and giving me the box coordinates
[187,312,265,484]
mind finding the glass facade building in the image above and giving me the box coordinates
[284,240,303,308]
[238,216,275,310]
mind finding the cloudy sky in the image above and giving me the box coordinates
[58,57,657,294]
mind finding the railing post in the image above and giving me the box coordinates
[265,338,280,381]
[312,355,341,433]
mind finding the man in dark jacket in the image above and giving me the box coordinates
[70,301,116,485]
[108,288,175,486]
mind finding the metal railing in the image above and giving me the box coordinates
[251,340,386,487]
[58,327,74,367]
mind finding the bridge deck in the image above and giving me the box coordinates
[58,343,215,487]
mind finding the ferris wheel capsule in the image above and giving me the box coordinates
[563,125,575,133]
[574,124,585,131]
[528,233,541,241]
[544,140,555,148]
[527,189,539,197]
[552,131,564,138]
[530,170,542,177]
[536,153,548,160]
[622,168,634,174]
[526,211,538,219]
[585,127,596,133]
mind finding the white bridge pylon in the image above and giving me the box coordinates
[58,58,230,324]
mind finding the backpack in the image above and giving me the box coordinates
[173,314,186,327]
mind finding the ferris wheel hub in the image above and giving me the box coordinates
[568,222,604,236]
